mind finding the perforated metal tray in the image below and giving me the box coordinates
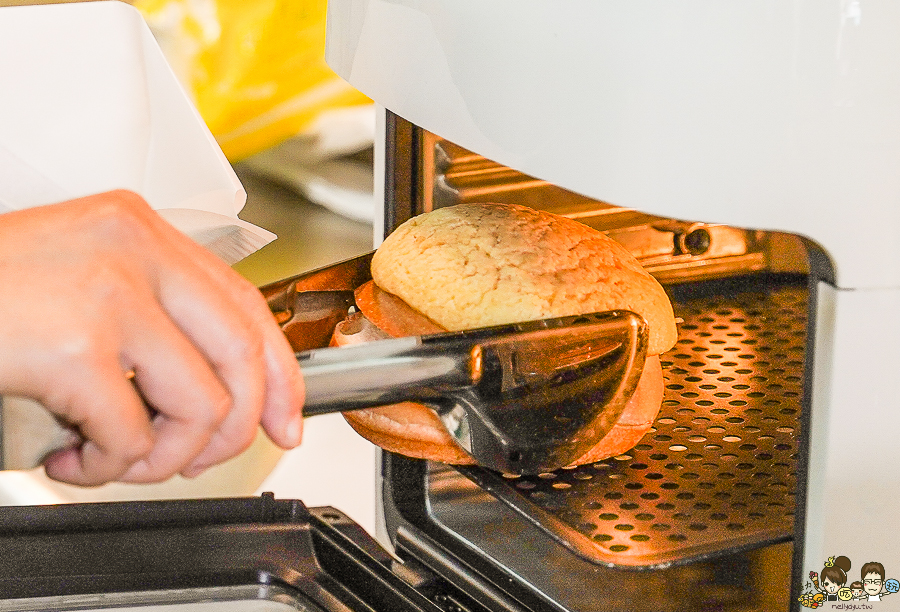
[454,274,806,568]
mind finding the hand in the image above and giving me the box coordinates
[0,190,304,485]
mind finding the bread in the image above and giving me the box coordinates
[339,203,677,467]
[371,202,676,356]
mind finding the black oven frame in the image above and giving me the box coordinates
[378,110,835,612]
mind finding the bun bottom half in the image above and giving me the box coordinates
[340,354,664,468]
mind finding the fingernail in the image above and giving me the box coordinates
[285,412,303,447]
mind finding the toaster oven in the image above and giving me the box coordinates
[322,1,900,610]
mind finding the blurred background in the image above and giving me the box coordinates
[0,0,382,536]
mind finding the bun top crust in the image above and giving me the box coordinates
[372,203,677,356]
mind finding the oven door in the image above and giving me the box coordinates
[0,495,470,612]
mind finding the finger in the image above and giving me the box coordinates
[151,267,270,476]
[41,358,154,486]
[140,221,304,468]
[115,295,233,483]
[258,321,305,449]
[162,229,306,451]
[173,295,272,477]
[184,305,306,477]
[90,196,303,470]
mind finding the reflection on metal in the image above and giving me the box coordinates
[297,310,647,475]
[377,114,813,611]
[0,585,317,612]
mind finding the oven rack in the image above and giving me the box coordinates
[428,273,807,569]
[386,273,809,580]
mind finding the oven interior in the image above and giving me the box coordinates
[377,113,831,612]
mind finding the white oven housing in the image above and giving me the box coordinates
[326,0,900,604]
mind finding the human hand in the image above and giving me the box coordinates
[0,190,304,485]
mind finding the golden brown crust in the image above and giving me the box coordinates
[372,203,677,356]
[342,402,475,465]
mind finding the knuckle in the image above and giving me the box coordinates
[210,388,234,425]
[52,329,105,368]
[204,423,259,470]
[41,356,113,417]
[82,190,156,245]
[103,189,151,212]
[197,387,233,432]
[232,281,273,323]
[98,438,153,484]
[232,279,271,318]
[223,331,266,369]
[58,266,142,335]
[81,260,135,305]
[238,279,267,304]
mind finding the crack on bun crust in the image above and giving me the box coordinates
[372,203,677,356]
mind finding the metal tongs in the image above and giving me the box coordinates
[7,253,646,475]
[296,311,646,475]
[264,252,648,475]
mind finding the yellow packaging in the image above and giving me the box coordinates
[136,0,370,161]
